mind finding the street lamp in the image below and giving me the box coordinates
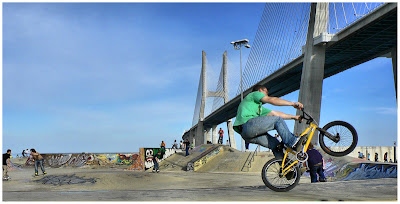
[231,39,251,151]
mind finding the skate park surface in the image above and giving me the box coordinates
[3,145,397,201]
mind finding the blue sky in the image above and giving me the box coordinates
[2,3,397,155]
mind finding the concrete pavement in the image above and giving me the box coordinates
[2,166,397,201]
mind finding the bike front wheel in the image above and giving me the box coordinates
[319,121,358,157]
[261,158,301,192]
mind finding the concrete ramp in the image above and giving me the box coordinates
[159,144,218,171]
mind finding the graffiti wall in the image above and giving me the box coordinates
[141,148,182,169]
[25,153,145,171]
[303,149,397,181]
[191,146,224,171]
[331,162,397,181]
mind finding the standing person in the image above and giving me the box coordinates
[384,152,388,162]
[172,140,178,149]
[3,149,12,180]
[358,151,364,159]
[22,149,26,157]
[375,153,379,162]
[367,153,370,161]
[152,152,160,173]
[233,85,303,158]
[245,141,250,151]
[160,141,166,150]
[179,140,183,150]
[183,140,190,156]
[25,149,30,156]
[218,128,224,144]
[306,143,326,183]
[30,149,46,176]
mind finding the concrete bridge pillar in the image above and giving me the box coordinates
[226,119,236,148]
[392,47,397,100]
[205,127,212,144]
[294,3,329,146]
[222,51,236,149]
[212,125,218,144]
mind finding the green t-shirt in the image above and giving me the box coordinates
[233,91,272,133]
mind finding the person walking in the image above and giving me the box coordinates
[179,140,183,150]
[384,152,388,162]
[152,152,160,173]
[233,85,303,158]
[367,153,370,161]
[3,149,12,180]
[183,140,190,156]
[30,149,46,176]
[374,153,379,162]
[171,140,178,149]
[306,143,326,183]
[218,128,224,144]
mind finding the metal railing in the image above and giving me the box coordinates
[241,145,261,171]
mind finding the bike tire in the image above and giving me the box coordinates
[319,121,358,157]
[261,158,301,192]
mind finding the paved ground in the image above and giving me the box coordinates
[2,166,397,201]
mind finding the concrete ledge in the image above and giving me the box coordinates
[187,145,224,171]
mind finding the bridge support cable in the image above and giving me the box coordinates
[237,3,311,97]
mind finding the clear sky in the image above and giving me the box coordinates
[3,3,397,155]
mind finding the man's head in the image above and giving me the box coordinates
[252,85,268,95]
[31,149,36,153]
[308,143,314,150]
[7,149,11,154]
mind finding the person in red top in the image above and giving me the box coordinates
[218,128,224,144]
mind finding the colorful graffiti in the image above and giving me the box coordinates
[185,146,224,171]
[142,148,182,169]
[303,153,398,181]
[24,153,144,171]
[336,163,397,181]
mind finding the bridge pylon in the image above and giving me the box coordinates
[294,3,329,145]
[191,51,236,149]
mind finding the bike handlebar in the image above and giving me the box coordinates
[298,108,315,124]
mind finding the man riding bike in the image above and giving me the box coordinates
[233,85,303,158]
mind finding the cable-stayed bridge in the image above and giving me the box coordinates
[183,3,397,150]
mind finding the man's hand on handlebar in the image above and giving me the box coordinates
[294,115,303,122]
[293,102,303,110]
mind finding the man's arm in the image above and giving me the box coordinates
[260,96,303,109]
[267,110,301,120]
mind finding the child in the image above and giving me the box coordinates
[306,143,326,183]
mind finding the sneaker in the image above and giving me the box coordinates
[290,136,302,151]
[152,170,156,173]
[285,170,295,180]
[319,178,327,182]
[34,173,38,177]
[43,172,47,175]
[156,170,160,173]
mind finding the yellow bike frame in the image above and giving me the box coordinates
[281,122,318,177]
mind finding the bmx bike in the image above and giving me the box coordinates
[261,108,358,192]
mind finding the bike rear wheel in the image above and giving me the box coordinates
[319,121,358,157]
[261,158,300,192]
